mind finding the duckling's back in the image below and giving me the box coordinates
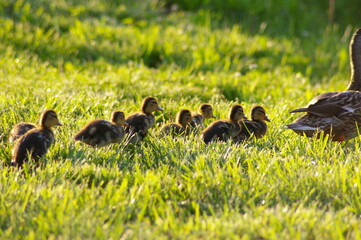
[125,112,154,142]
[9,122,37,143]
[74,120,124,147]
[11,128,54,167]
[237,120,268,142]
[202,120,234,144]
[161,123,185,136]
[191,114,204,126]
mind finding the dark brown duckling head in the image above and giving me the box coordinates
[176,109,192,128]
[141,97,164,114]
[199,104,216,119]
[228,105,247,122]
[251,106,270,122]
[347,28,361,91]
[40,110,62,129]
[111,111,127,126]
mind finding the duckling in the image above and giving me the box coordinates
[11,110,62,168]
[286,28,361,142]
[74,111,127,147]
[9,122,36,143]
[202,105,247,144]
[160,109,193,136]
[235,106,270,142]
[125,97,163,143]
[191,104,216,127]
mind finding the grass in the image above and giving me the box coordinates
[1,0,361,239]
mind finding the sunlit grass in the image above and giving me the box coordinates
[1,0,361,239]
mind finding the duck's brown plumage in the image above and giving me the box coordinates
[236,106,270,142]
[287,28,361,142]
[161,109,193,136]
[202,105,246,144]
[74,111,127,147]
[287,91,361,141]
[11,110,62,168]
[125,97,163,143]
[347,28,361,91]
[191,104,216,127]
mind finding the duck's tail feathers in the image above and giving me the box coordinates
[289,108,308,113]
[285,123,316,131]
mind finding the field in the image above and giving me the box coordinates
[1,0,361,239]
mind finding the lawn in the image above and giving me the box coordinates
[1,0,361,239]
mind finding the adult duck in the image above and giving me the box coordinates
[286,28,361,142]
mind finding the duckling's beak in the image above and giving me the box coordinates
[57,121,63,126]
[124,121,129,127]
[212,115,216,118]
[157,106,164,111]
[242,116,248,120]
[264,116,271,122]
